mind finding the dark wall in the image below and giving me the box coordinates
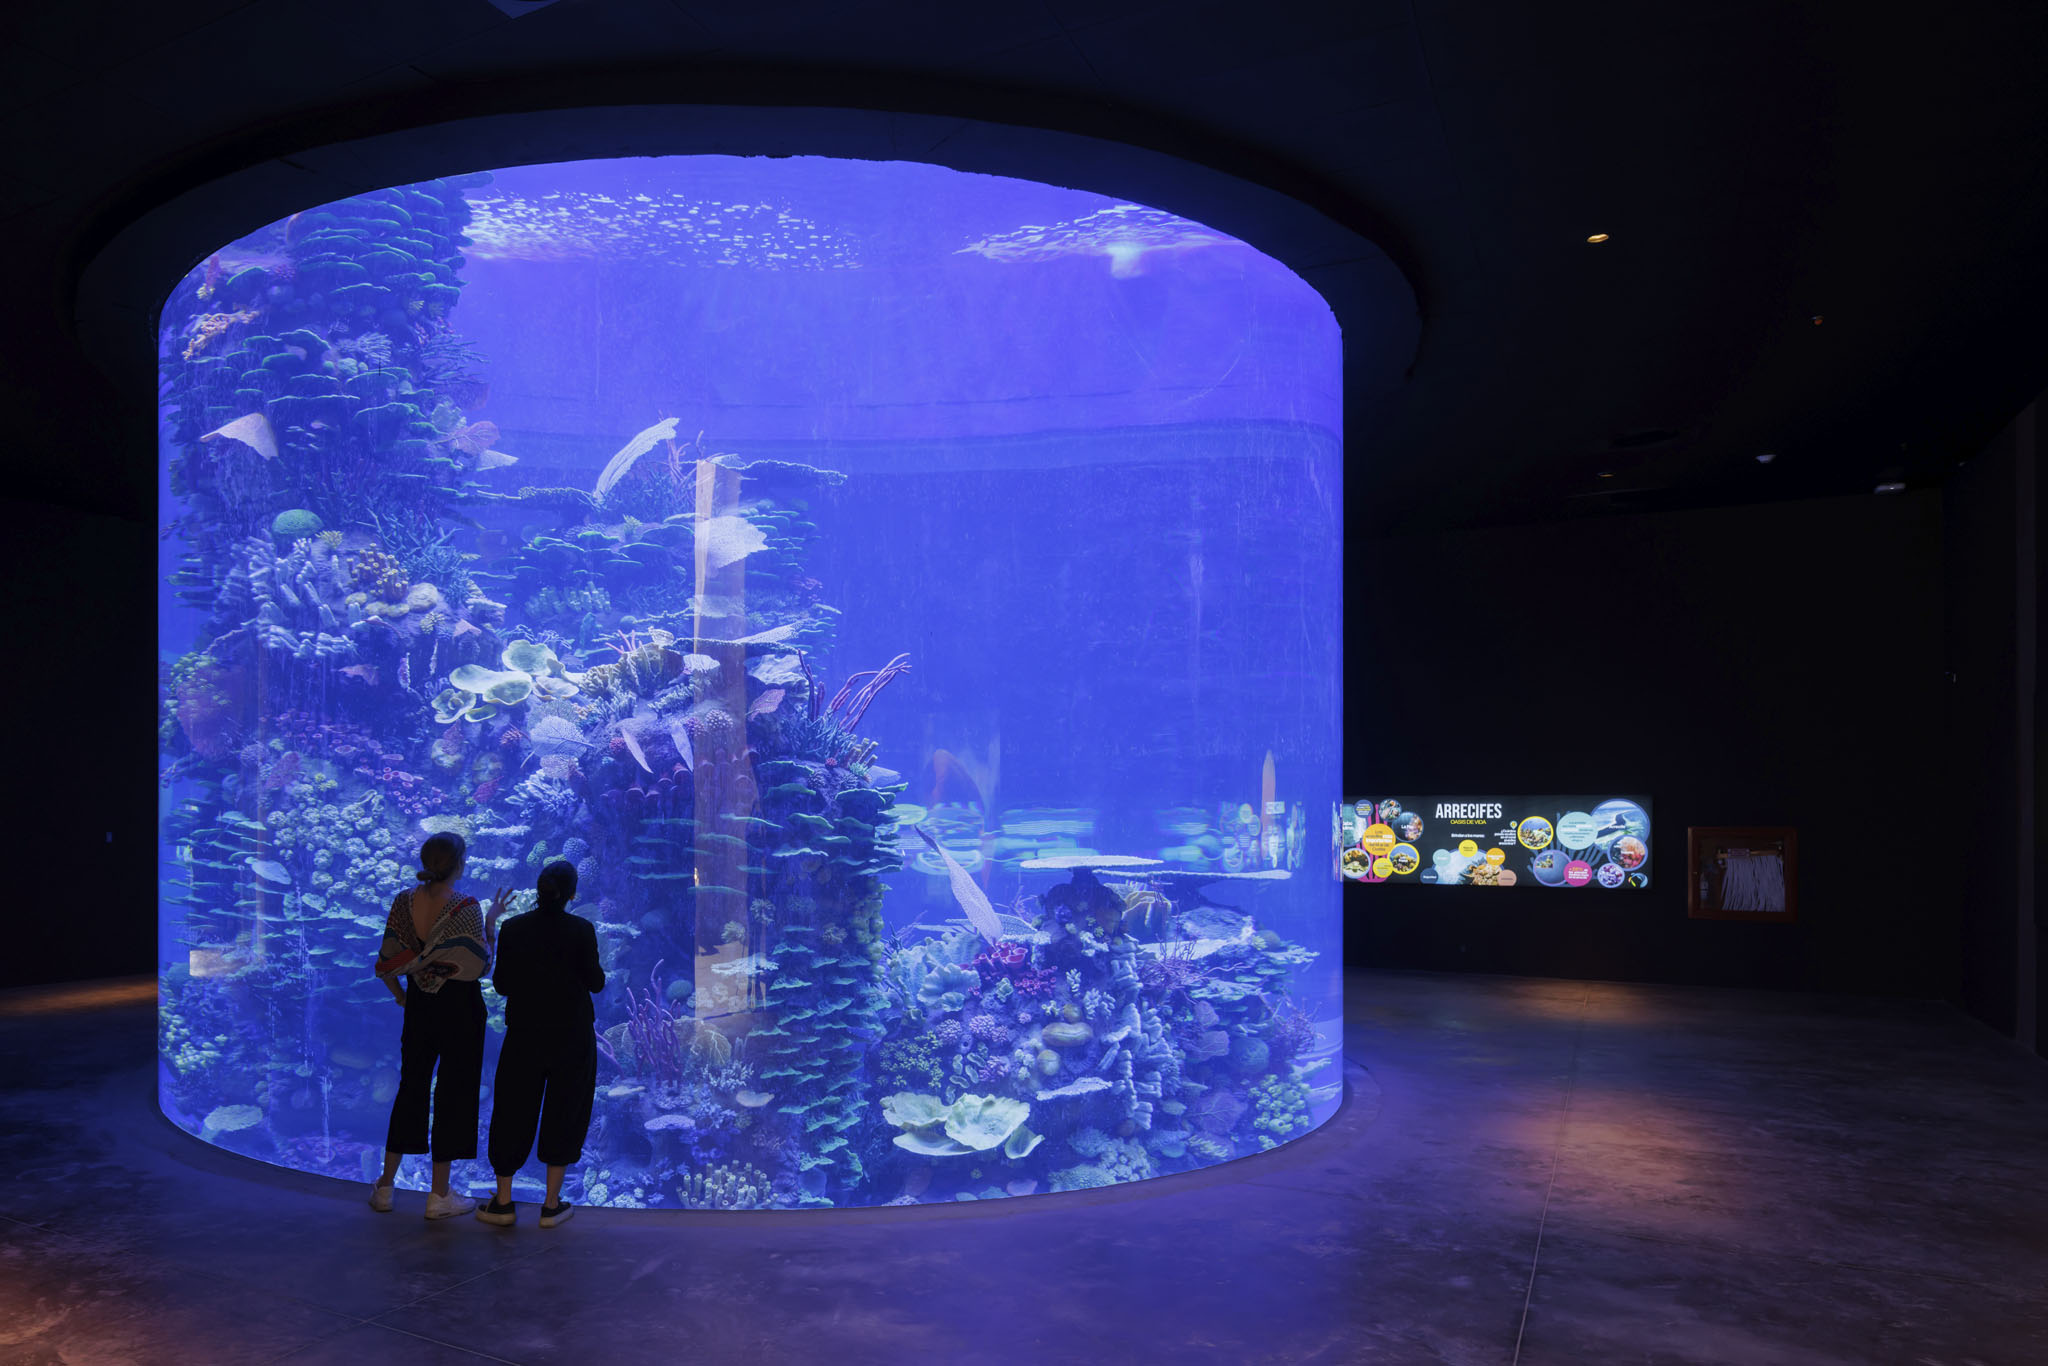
[0,499,159,990]
[1345,491,1953,997]
[1941,403,2041,1050]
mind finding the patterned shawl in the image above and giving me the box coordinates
[374,889,490,995]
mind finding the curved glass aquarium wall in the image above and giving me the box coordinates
[156,156,1342,1209]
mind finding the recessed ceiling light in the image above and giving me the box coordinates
[1756,453,1777,464]
[1586,233,1610,244]
[1874,481,1906,493]
[1598,471,1614,478]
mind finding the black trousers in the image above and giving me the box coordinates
[384,980,484,1161]
[487,1029,597,1174]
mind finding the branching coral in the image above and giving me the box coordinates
[677,1160,775,1210]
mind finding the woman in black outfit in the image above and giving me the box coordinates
[476,859,606,1227]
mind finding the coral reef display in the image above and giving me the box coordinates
[157,164,1340,1209]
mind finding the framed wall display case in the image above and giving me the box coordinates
[1688,827,1798,921]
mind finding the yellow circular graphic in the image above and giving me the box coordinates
[1484,847,1507,866]
[1372,855,1392,878]
[1516,817,1554,851]
[1388,843,1420,875]
[1456,838,1478,858]
[1361,823,1396,856]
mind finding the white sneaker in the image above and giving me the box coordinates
[368,1181,394,1213]
[424,1191,476,1220]
[538,1200,574,1228]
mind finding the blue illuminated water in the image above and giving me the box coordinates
[156,156,1342,1208]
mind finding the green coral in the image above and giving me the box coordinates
[879,1092,1032,1157]
[1251,1074,1310,1147]
[270,508,323,540]
[880,1034,945,1093]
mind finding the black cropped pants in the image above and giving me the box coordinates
[384,980,484,1161]
[487,1029,597,1174]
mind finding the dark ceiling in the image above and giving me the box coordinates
[7,0,2047,535]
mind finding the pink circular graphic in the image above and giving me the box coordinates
[1564,860,1593,887]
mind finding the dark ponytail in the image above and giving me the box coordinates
[536,859,578,912]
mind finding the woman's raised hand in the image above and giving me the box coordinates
[486,885,515,930]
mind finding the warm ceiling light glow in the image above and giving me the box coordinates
[1598,471,1614,478]
[1586,233,1610,243]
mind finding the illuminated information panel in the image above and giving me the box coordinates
[1341,795,1652,889]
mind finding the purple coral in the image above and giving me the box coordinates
[612,962,689,1082]
[1267,1006,1319,1060]
[821,653,912,730]
[1013,968,1057,997]
[932,1018,966,1047]
[354,765,435,817]
[1137,943,1210,994]
[967,1014,1011,1047]
[971,940,1031,990]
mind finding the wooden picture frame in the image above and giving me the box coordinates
[1688,827,1798,922]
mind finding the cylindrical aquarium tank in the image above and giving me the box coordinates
[156,155,1342,1209]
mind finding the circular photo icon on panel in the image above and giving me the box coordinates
[1377,798,1403,824]
[1529,848,1569,885]
[1612,836,1648,871]
[1517,817,1555,851]
[1388,844,1420,875]
[1591,799,1649,847]
[1596,862,1627,888]
[1396,811,1424,841]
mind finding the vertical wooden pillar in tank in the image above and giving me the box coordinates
[690,457,762,1028]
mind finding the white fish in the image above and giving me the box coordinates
[247,858,292,885]
[914,827,1001,945]
[618,724,652,774]
[474,448,518,470]
[202,412,279,461]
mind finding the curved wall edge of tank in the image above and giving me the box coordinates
[74,101,1415,417]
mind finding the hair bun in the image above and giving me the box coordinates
[415,868,436,883]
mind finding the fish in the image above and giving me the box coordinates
[914,826,1001,945]
[200,412,279,461]
[474,448,518,470]
[339,663,379,686]
[247,858,292,886]
[667,721,695,772]
[747,688,784,718]
[619,724,652,773]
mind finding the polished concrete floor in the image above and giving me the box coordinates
[3,970,2045,1365]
